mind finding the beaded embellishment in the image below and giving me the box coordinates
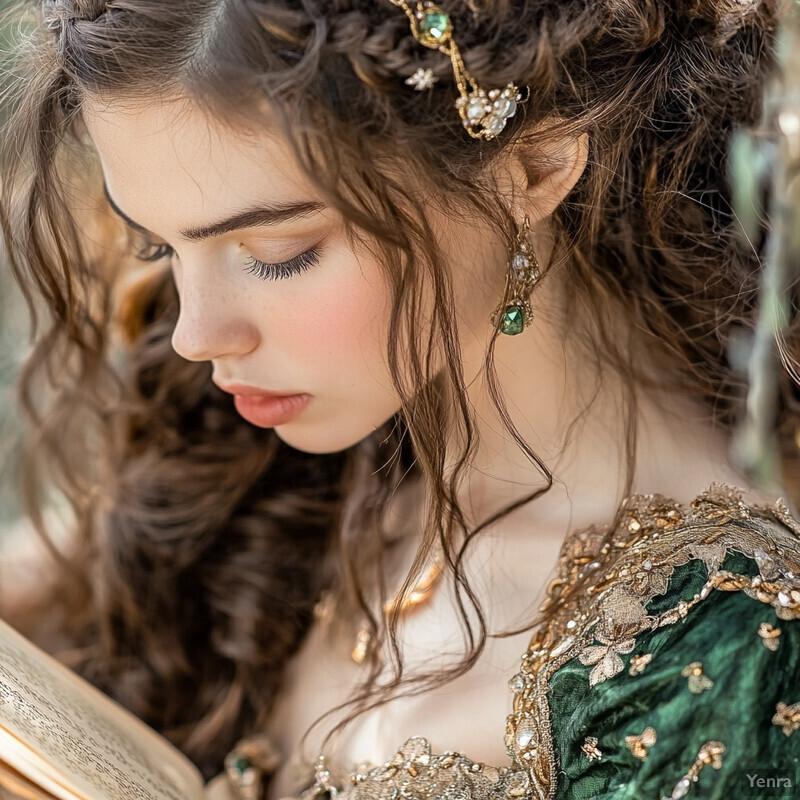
[389,0,526,140]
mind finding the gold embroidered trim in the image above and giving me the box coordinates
[505,483,800,799]
[289,483,800,800]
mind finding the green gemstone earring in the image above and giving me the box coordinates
[490,216,541,335]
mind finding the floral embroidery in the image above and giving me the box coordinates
[578,635,636,686]
[625,726,656,760]
[772,702,800,736]
[628,652,653,676]
[680,662,715,695]
[581,736,602,761]
[757,621,782,651]
[630,559,671,595]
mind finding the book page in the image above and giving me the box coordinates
[0,616,204,800]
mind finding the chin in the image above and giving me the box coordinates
[272,419,379,455]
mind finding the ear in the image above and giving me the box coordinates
[494,125,589,224]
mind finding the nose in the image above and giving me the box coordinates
[170,265,260,363]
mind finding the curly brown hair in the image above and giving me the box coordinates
[0,0,791,780]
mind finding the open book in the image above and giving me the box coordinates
[0,615,234,800]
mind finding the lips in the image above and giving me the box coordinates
[213,379,302,398]
[232,393,311,428]
[213,379,311,427]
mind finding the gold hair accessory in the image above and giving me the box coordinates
[389,0,526,140]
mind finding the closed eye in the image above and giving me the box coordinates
[133,236,322,281]
[243,247,322,281]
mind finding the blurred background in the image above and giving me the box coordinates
[0,2,42,562]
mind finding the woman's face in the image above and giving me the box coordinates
[82,98,506,454]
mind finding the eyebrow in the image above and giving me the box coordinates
[102,182,326,242]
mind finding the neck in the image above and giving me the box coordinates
[444,266,774,541]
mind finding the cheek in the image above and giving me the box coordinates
[281,245,392,382]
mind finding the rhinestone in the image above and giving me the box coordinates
[230,755,253,776]
[515,716,535,749]
[550,635,575,657]
[501,306,525,335]
[512,253,531,270]
[508,673,525,693]
[418,8,451,44]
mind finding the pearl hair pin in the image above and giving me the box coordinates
[389,0,527,140]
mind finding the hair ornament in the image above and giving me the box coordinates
[389,0,526,140]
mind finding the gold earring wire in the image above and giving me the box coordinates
[389,0,527,140]
[490,215,541,335]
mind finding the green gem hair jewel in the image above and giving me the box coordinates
[490,215,541,335]
[389,0,527,140]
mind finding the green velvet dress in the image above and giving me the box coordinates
[227,484,800,800]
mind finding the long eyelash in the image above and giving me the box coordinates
[132,239,322,280]
[243,247,322,281]
[135,241,174,263]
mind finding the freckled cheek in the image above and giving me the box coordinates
[276,256,391,377]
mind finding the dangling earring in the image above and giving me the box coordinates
[490,215,541,335]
